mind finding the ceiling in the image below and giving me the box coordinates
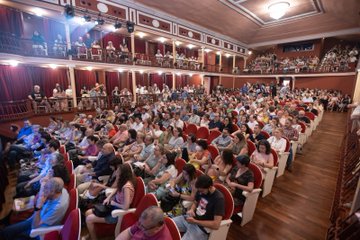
[133,0,360,46]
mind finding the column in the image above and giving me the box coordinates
[172,73,176,90]
[132,70,137,102]
[65,23,72,60]
[219,52,222,71]
[68,66,77,108]
[244,57,248,69]
[353,72,360,102]
[145,41,149,56]
[292,76,296,91]
[233,55,236,69]
[172,39,176,66]
[201,46,205,64]
[131,33,135,60]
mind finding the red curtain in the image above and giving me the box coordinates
[75,69,97,95]
[70,25,101,45]
[165,74,173,89]
[105,72,120,95]
[149,73,164,90]
[102,32,124,51]
[135,38,146,54]
[0,6,24,37]
[0,65,69,101]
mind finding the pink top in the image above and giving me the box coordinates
[115,181,135,206]
[130,222,172,240]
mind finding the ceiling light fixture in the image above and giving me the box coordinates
[187,44,195,49]
[64,4,75,19]
[225,53,231,58]
[137,32,145,38]
[83,14,91,22]
[32,8,45,17]
[158,71,163,75]
[49,64,57,69]
[268,2,290,20]
[118,68,124,72]
[176,72,181,76]
[139,70,144,74]
[114,20,122,29]
[204,49,212,53]
[175,41,182,46]
[189,73,193,77]
[126,21,135,33]
[158,37,166,43]
[7,60,19,67]
[216,51,221,55]
[95,15,105,25]
[248,50,252,55]
[86,66,93,71]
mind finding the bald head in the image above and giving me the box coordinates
[140,206,164,225]
[102,143,114,155]
[43,177,64,198]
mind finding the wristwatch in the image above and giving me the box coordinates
[34,207,42,211]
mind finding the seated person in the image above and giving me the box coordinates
[250,139,274,173]
[120,133,145,162]
[267,128,287,153]
[110,124,129,147]
[115,206,171,240]
[225,155,254,206]
[85,164,136,240]
[74,37,86,47]
[137,145,165,180]
[205,149,234,182]
[106,41,116,59]
[53,33,65,55]
[172,175,225,239]
[189,139,211,170]
[208,114,225,131]
[249,124,265,144]
[72,135,99,167]
[31,30,46,55]
[226,132,248,156]
[164,127,184,151]
[147,152,178,200]
[211,128,232,152]
[75,143,115,184]
[28,85,50,113]
[155,49,163,65]
[91,41,101,49]
[164,164,198,216]
[0,178,69,240]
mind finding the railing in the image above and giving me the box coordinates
[0,93,206,122]
[326,114,360,239]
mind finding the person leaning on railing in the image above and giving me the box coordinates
[28,85,51,113]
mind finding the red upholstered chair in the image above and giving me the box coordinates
[65,173,76,191]
[164,217,181,240]
[234,163,263,226]
[257,121,265,129]
[247,140,256,156]
[90,48,102,60]
[59,145,66,155]
[118,193,159,232]
[43,209,81,240]
[296,107,305,111]
[277,137,291,178]
[175,158,187,176]
[298,121,307,145]
[231,110,238,118]
[185,123,198,135]
[262,149,278,197]
[305,112,317,131]
[207,145,219,162]
[77,46,88,59]
[98,177,146,237]
[30,189,78,238]
[231,123,239,132]
[260,130,270,139]
[196,126,210,140]
[196,169,205,177]
[65,160,73,174]
[182,133,188,142]
[207,183,234,240]
[63,153,69,162]
[207,130,221,145]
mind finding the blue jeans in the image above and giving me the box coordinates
[173,215,209,240]
[0,217,37,240]
[287,145,293,167]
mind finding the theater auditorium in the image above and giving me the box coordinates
[0,0,359,239]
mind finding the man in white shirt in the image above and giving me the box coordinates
[172,112,184,130]
[188,112,201,125]
[131,117,144,132]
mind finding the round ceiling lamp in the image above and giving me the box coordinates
[268,1,290,20]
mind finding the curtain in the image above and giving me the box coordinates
[149,73,164,90]
[75,69,97,95]
[0,6,23,37]
[105,72,120,95]
[165,74,173,89]
[135,38,146,54]
[102,32,124,50]
[0,65,69,101]
[43,19,65,43]
[70,25,101,45]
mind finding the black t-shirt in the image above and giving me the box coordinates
[31,91,45,102]
[208,120,225,131]
[229,167,254,205]
[195,189,225,221]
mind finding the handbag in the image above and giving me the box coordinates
[160,192,181,212]
[93,204,113,217]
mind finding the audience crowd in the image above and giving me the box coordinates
[3,81,355,240]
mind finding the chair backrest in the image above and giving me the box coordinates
[207,145,219,161]
[231,110,238,117]
[91,48,100,54]
[63,153,69,162]
[59,145,66,155]
[65,173,76,191]
[298,121,306,133]
[305,112,315,121]
[63,188,78,225]
[257,121,265,129]
[207,130,221,144]
[270,149,278,166]
[196,126,209,140]
[248,163,263,189]
[296,107,305,111]
[65,161,73,174]
[130,177,146,208]
[164,217,181,240]
[60,209,81,240]
[213,183,234,220]
[283,137,290,152]
[120,194,159,232]
[195,169,204,177]
[260,131,270,139]
[185,123,198,135]
[231,123,239,132]
[247,140,256,156]
[175,158,186,176]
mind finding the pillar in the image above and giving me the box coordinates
[68,66,77,108]
[172,39,176,66]
[243,57,247,69]
[131,33,135,60]
[132,70,137,102]
[292,76,296,91]
[353,72,360,102]
[145,41,149,56]
[172,73,176,90]
[65,23,72,60]
[201,46,205,64]
[233,55,236,69]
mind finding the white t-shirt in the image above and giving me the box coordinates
[268,136,287,153]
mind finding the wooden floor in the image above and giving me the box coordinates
[0,112,347,240]
[228,112,347,240]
